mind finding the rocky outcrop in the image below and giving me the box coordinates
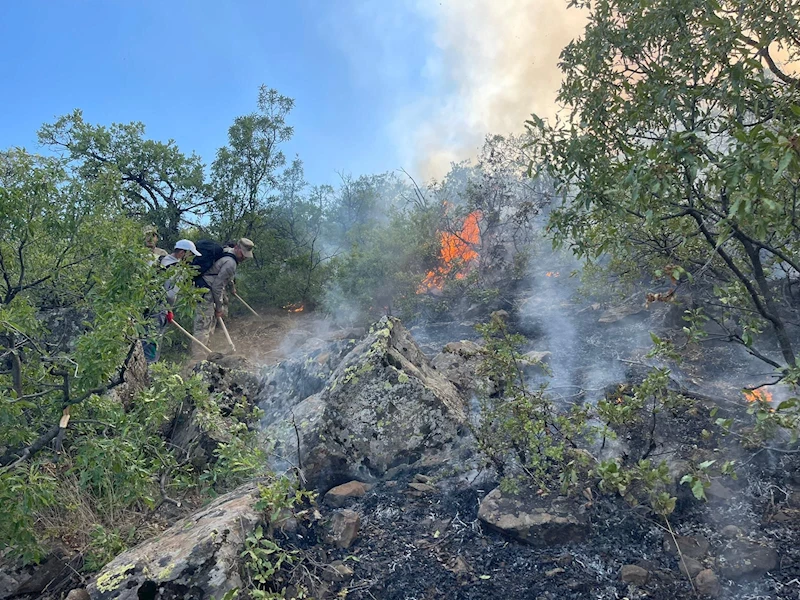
[478,487,590,547]
[0,548,79,600]
[260,318,471,490]
[167,357,265,469]
[88,483,262,600]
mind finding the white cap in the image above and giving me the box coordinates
[174,239,201,256]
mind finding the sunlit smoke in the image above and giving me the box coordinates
[398,0,587,180]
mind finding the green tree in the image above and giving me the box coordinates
[210,85,294,240]
[38,110,208,243]
[529,0,800,376]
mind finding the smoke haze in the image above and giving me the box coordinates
[396,0,587,180]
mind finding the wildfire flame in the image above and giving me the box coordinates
[418,211,481,293]
[744,389,773,403]
[546,271,560,278]
[283,303,305,313]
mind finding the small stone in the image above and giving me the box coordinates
[408,482,437,493]
[324,481,370,507]
[707,480,735,502]
[329,509,360,549]
[413,473,432,483]
[66,590,90,600]
[678,557,704,578]
[695,569,721,597]
[663,533,710,559]
[720,525,741,539]
[322,560,354,582]
[446,556,470,575]
[545,567,565,578]
[478,487,590,547]
[771,509,798,523]
[620,564,649,586]
[557,553,574,566]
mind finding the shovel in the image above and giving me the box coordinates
[170,317,213,354]
[234,293,261,319]
[216,316,236,353]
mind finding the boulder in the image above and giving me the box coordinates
[329,510,360,549]
[324,481,371,508]
[620,564,649,586]
[478,487,590,547]
[695,569,721,597]
[260,318,471,490]
[88,483,262,600]
[717,540,778,580]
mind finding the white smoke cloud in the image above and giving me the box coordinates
[394,0,588,180]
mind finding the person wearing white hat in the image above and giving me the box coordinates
[142,240,202,363]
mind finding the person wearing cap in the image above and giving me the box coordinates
[142,239,202,363]
[143,225,168,262]
[192,238,254,354]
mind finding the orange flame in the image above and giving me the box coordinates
[744,389,773,403]
[546,271,560,278]
[418,211,481,293]
[283,303,305,313]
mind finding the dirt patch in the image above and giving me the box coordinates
[207,309,359,366]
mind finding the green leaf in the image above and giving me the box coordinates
[698,460,716,470]
[692,480,706,501]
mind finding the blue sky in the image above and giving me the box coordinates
[0,0,440,186]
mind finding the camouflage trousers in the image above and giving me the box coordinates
[192,292,228,356]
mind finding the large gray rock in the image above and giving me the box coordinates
[478,487,590,546]
[260,318,470,490]
[88,483,261,600]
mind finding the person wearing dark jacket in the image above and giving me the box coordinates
[192,238,254,355]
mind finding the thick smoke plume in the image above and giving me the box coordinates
[400,0,587,180]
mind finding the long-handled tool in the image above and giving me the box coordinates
[216,316,236,353]
[170,318,213,354]
[234,293,261,319]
